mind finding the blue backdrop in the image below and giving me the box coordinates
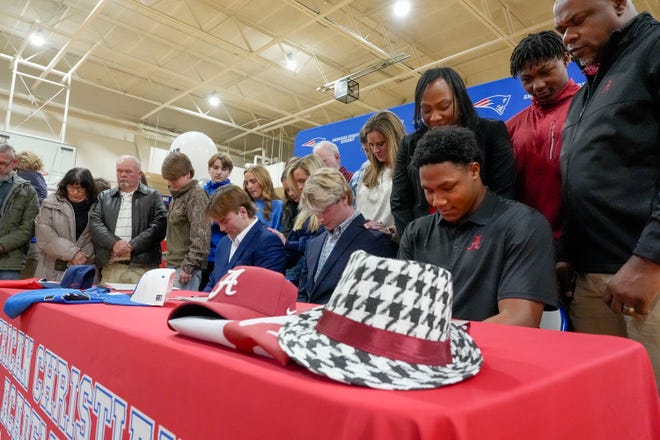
[294,63,585,173]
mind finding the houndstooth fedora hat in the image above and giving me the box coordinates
[278,250,482,390]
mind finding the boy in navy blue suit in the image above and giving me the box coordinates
[203,185,285,292]
[297,168,396,304]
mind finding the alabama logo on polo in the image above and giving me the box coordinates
[209,268,246,299]
[466,235,482,251]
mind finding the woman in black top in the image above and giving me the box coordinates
[390,67,514,236]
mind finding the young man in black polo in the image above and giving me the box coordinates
[398,126,557,327]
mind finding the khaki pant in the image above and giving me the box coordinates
[100,263,153,285]
[571,273,660,394]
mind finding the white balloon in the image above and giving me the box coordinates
[170,131,217,178]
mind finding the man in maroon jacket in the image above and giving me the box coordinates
[506,31,579,240]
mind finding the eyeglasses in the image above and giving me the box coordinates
[0,160,13,167]
[67,185,87,194]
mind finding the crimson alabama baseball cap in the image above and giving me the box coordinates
[168,266,299,323]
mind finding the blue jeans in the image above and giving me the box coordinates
[0,270,20,280]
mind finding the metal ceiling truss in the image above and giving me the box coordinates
[4,0,655,167]
[222,16,556,144]
[138,0,357,121]
[4,55,71,141]
[1,0,432,158]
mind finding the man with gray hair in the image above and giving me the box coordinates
[313,141,353,183]
[89,155,167,284]
[0,144,39,279]
[297,167,396,304]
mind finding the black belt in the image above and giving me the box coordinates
[112,260,131,265]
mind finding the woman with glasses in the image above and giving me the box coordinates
[34,167,99,281]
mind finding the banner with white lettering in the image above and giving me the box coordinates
[294,63,586,172]
[0,318,177,440]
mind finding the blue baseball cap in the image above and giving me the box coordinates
[36,265,97,290]
[59,265,96,289]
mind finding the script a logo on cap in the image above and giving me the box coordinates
[209,268,246,299]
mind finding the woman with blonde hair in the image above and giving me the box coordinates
[356,110,405,235]
[243,165,282,230]
[287,155,325,232]
[268,154,325,286]
[16,151,47,203]
[279,157,299,238]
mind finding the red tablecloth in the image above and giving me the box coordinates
[0,288,657,440]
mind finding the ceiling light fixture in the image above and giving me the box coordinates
[285,52,297,71]
[207,93,221,107]
[393,1,411,18]
[29,32,45,47]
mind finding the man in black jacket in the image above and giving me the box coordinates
[554,0,660,391]
[89,155,167,284]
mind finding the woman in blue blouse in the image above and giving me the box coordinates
[243,165,282,230]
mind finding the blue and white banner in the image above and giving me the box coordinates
[294,63,585,173]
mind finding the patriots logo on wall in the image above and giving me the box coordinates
[473,94,511,116]
[301,136,326,147]
[295,64,586,170]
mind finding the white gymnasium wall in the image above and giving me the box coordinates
[147,146,285,190]
[0,94,286,190]
[0,129,77,189]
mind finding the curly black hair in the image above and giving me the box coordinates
[412,126,482,168]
